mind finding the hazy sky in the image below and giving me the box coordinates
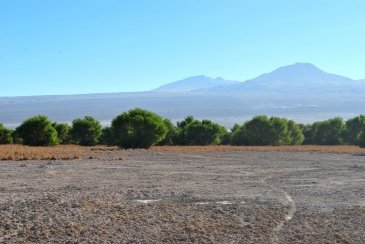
[1,0,364,96]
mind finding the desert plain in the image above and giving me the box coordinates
[0,145,364,243]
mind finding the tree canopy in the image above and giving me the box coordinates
[0,124,12,144]
[111,108,168,149]
[71,116,102,146]
[15,115,59,146]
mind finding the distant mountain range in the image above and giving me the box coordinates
[155,75,240,92]
[1,63,365,128]
[154,63,365,93]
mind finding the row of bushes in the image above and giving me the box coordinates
[1,108,365,148]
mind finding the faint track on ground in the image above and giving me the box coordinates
[260,176,296,244]
[179,153,298,243]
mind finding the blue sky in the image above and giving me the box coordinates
[0,0,364,96]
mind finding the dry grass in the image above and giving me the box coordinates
[0,145,87,161]
[1,145,364,161]
[150,145,365,154]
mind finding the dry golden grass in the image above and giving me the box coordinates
[151,145,365,154]
[0,145,364,161]
[0,145,87,161]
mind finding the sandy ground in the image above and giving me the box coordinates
[0,148,364,243]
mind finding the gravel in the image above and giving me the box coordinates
[0,149,364,243]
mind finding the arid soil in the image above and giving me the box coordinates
[0,146,364,243]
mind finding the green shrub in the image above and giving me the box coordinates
[15,115,59,146]
[0,124,13,144]
[301,124,315,145]
[287,120,304,145]
[230,124,246,145]
[111,108,168,149]
[99,127,115,146]
[71,116,102,146]
[312,117,345,145]
[184,119,227,145]
[157,119,178,145]
[229,116,303,146]
[53,122,71,144]
[343,115,365,145]
[175,116,194,145]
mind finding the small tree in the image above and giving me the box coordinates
[268,117,290,146]
[0,124,13,144]
[343,115,365,145]
[99,127,115,146]
[184,119,227,145]
[287,120,304,145]
[312,117,345,145]
[301,124,315,145]
[71,116,102,146]
[158,119,178,146]
[111,108,168,149]
[53,122,71,144]
[229,116,303,146]
[175,116,195,145]
[15,115,59,146]
[230,124,246,145]
[241,116,272,145]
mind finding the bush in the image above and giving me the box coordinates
[157,119,178,145]
[183,119,227,145]
[175,116,194,145]
[312,117,345,145]
[174,117,227,145]
[301,124,315,145]
[343,115,365,145]
[15,115,59,146]
[242,116,272,145]
[0,124,13,144]
[53,122,71,144]
[230,124,246,145]
[71,116,102,146]
[287,120,304,145]
[229,116,303,146]
[99,127,115,146]
[268,117,290,146]
[111,108,168,148]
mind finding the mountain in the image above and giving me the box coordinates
[210,63,363,93]
[1,63,365,128]
[155,75,240,92]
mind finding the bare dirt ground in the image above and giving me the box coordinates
[0,146,364,243]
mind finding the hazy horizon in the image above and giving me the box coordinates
[1,1,365,96]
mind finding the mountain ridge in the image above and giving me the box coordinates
[154,75,240,92]
[177,63,364,93]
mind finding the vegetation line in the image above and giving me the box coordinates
[1,108,365,149]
